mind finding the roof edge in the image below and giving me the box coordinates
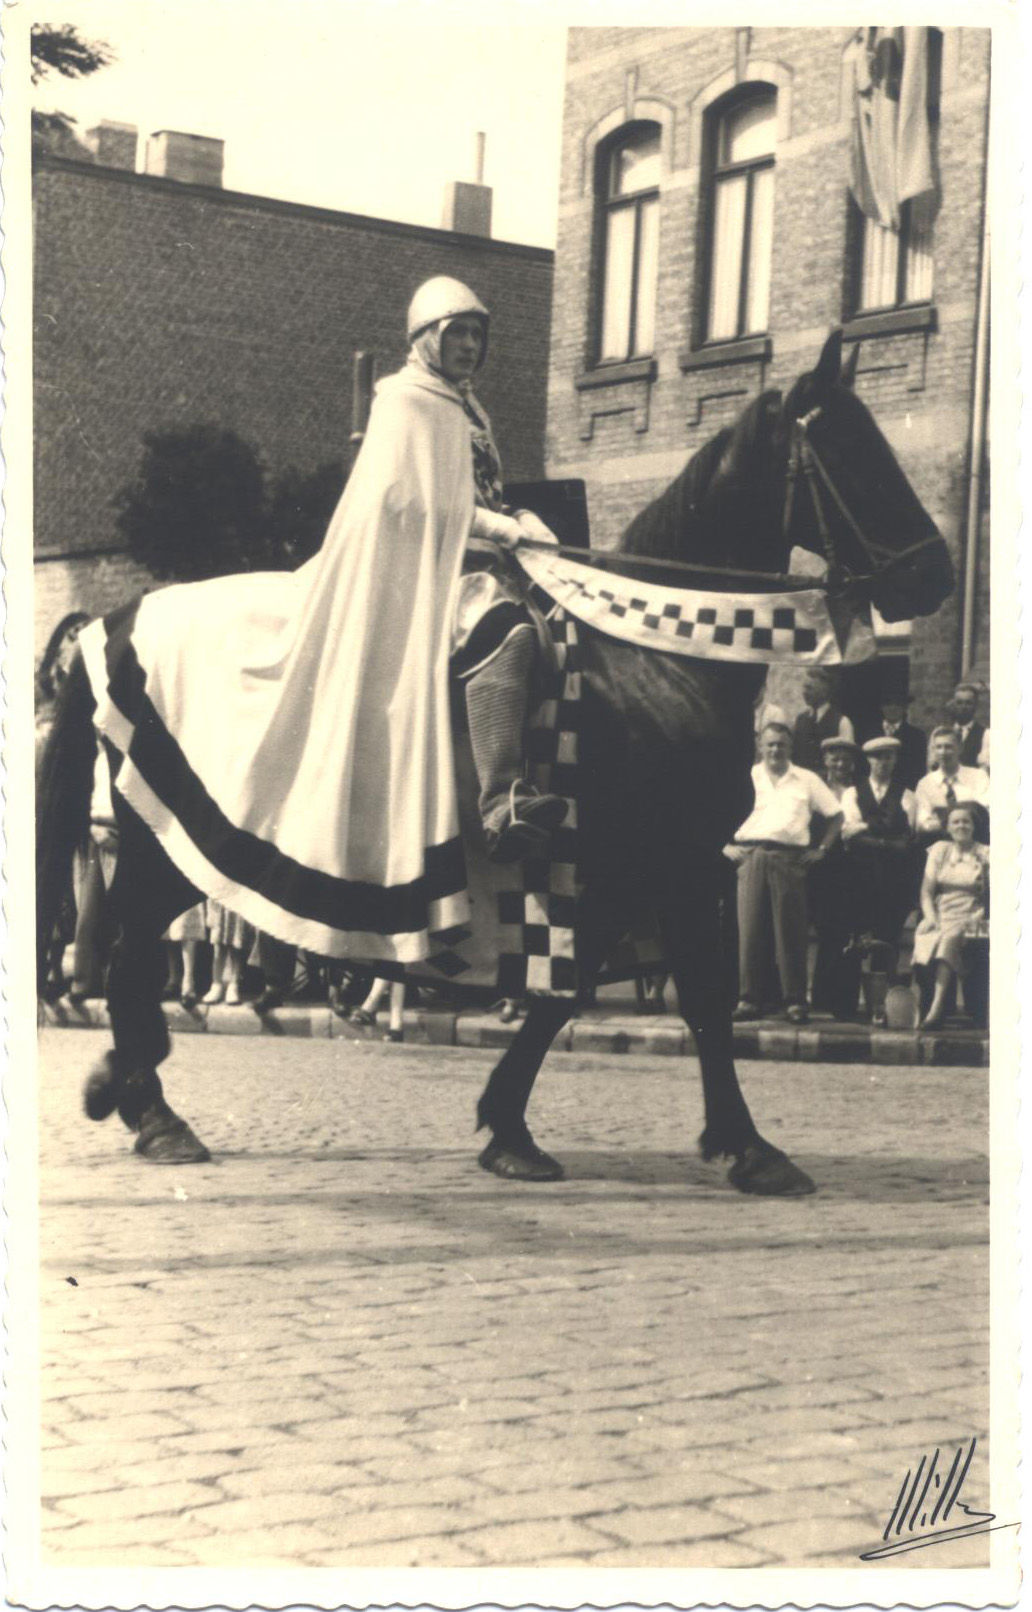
[32,153,554,262]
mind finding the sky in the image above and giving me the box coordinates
[27,0,570,247]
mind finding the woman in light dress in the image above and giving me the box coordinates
[912,802,989,1028]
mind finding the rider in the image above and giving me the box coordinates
[74,276,567,978]
[406,275,567,862]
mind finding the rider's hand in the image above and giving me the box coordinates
[513,509,559,546]
[492,515,523,550]
[470,507,523,550]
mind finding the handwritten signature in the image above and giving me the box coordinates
[860,1437,1015,1559]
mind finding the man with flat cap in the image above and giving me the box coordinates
[840,735,919,978]
[863,694,927,792]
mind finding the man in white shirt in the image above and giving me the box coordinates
[914,726,990,844]
[724,722,843,1024]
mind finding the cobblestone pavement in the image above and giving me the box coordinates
[34,1028,990,1571]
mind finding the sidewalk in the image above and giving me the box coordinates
[41,980,989,1068]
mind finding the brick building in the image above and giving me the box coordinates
[543,26,990,729]
[33,131,553,650]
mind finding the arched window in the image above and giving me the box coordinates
[704,88,776,342]
[596,123,660,362]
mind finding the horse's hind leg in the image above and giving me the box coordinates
[96,917,210,1164]
[657,859,815,1197]
[85,783,211,1164]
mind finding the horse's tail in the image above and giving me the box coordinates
[36,650,98,995]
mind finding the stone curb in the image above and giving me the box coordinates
[40,998,990,1067]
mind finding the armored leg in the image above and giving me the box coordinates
[464,624,567,862]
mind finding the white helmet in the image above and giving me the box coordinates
[407,276,489,342]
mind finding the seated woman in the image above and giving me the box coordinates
[911,802,989,1029]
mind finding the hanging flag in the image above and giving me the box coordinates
[897,25,940,221]
[848,27,939,230]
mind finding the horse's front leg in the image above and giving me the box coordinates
[476,998,574,1180]
[657,859,815,1197]
[476,889,627,1182]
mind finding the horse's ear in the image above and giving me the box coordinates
[841,341,860,390]
[812,328,844,394]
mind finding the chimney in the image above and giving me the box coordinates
[145,130,224,187]
[441,130,492,237]
[85,120,138,171]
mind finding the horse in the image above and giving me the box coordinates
[37,330,953,1187]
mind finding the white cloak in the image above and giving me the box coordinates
[80,366,476,961]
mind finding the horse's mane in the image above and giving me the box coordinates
[619,389,783,567]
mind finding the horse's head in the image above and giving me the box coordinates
[779,330,954,622]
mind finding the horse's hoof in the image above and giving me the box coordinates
[728,1143,815,1197]
[83,1056,120,1122]
[478,1136,564,1182]
[134,1107,211,1164]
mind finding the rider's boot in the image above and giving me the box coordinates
[465,625,567,863]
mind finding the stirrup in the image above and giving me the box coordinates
[485,782,567,864]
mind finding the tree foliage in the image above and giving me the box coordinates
[264,461,346,569]
[115,426,347,581]
[31,23,114,155]
[115,426,269,582]
[31,23,113,84]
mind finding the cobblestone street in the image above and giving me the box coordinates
[33,1028,990,1572]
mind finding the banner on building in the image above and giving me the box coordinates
[847,26,940,230]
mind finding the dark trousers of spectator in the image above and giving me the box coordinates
[255,932,297,990]
[809,850,860,1017]
[71,838,117,998]
[848,841,920,959]
[254,932,349,996]
[736,845,808,1008]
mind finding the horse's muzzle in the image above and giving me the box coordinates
[870,531,954,622]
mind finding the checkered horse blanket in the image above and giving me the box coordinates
[516,547,877,666]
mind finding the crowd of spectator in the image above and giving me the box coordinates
[726,678,990,1029]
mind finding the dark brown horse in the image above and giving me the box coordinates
[37,331,952,1186]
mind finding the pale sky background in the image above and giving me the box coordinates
[26,0,571,246]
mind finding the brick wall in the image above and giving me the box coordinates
[546,25,991,728]
[35,551,157,650]
[33,159,553,651]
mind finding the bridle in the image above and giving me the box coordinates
[514,400,941,595]
[781,406,941,591]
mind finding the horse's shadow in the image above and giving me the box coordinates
[514,1148,987,1204]
[212,1145,987,1204]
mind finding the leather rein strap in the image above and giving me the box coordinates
[517,407,938,594]
[782,408,942,585]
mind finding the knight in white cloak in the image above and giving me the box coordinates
[79,276,566,967]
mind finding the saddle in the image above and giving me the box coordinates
[449,561,560,699]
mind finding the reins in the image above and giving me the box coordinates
[513,400,940,598]
[511,537,819,592]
